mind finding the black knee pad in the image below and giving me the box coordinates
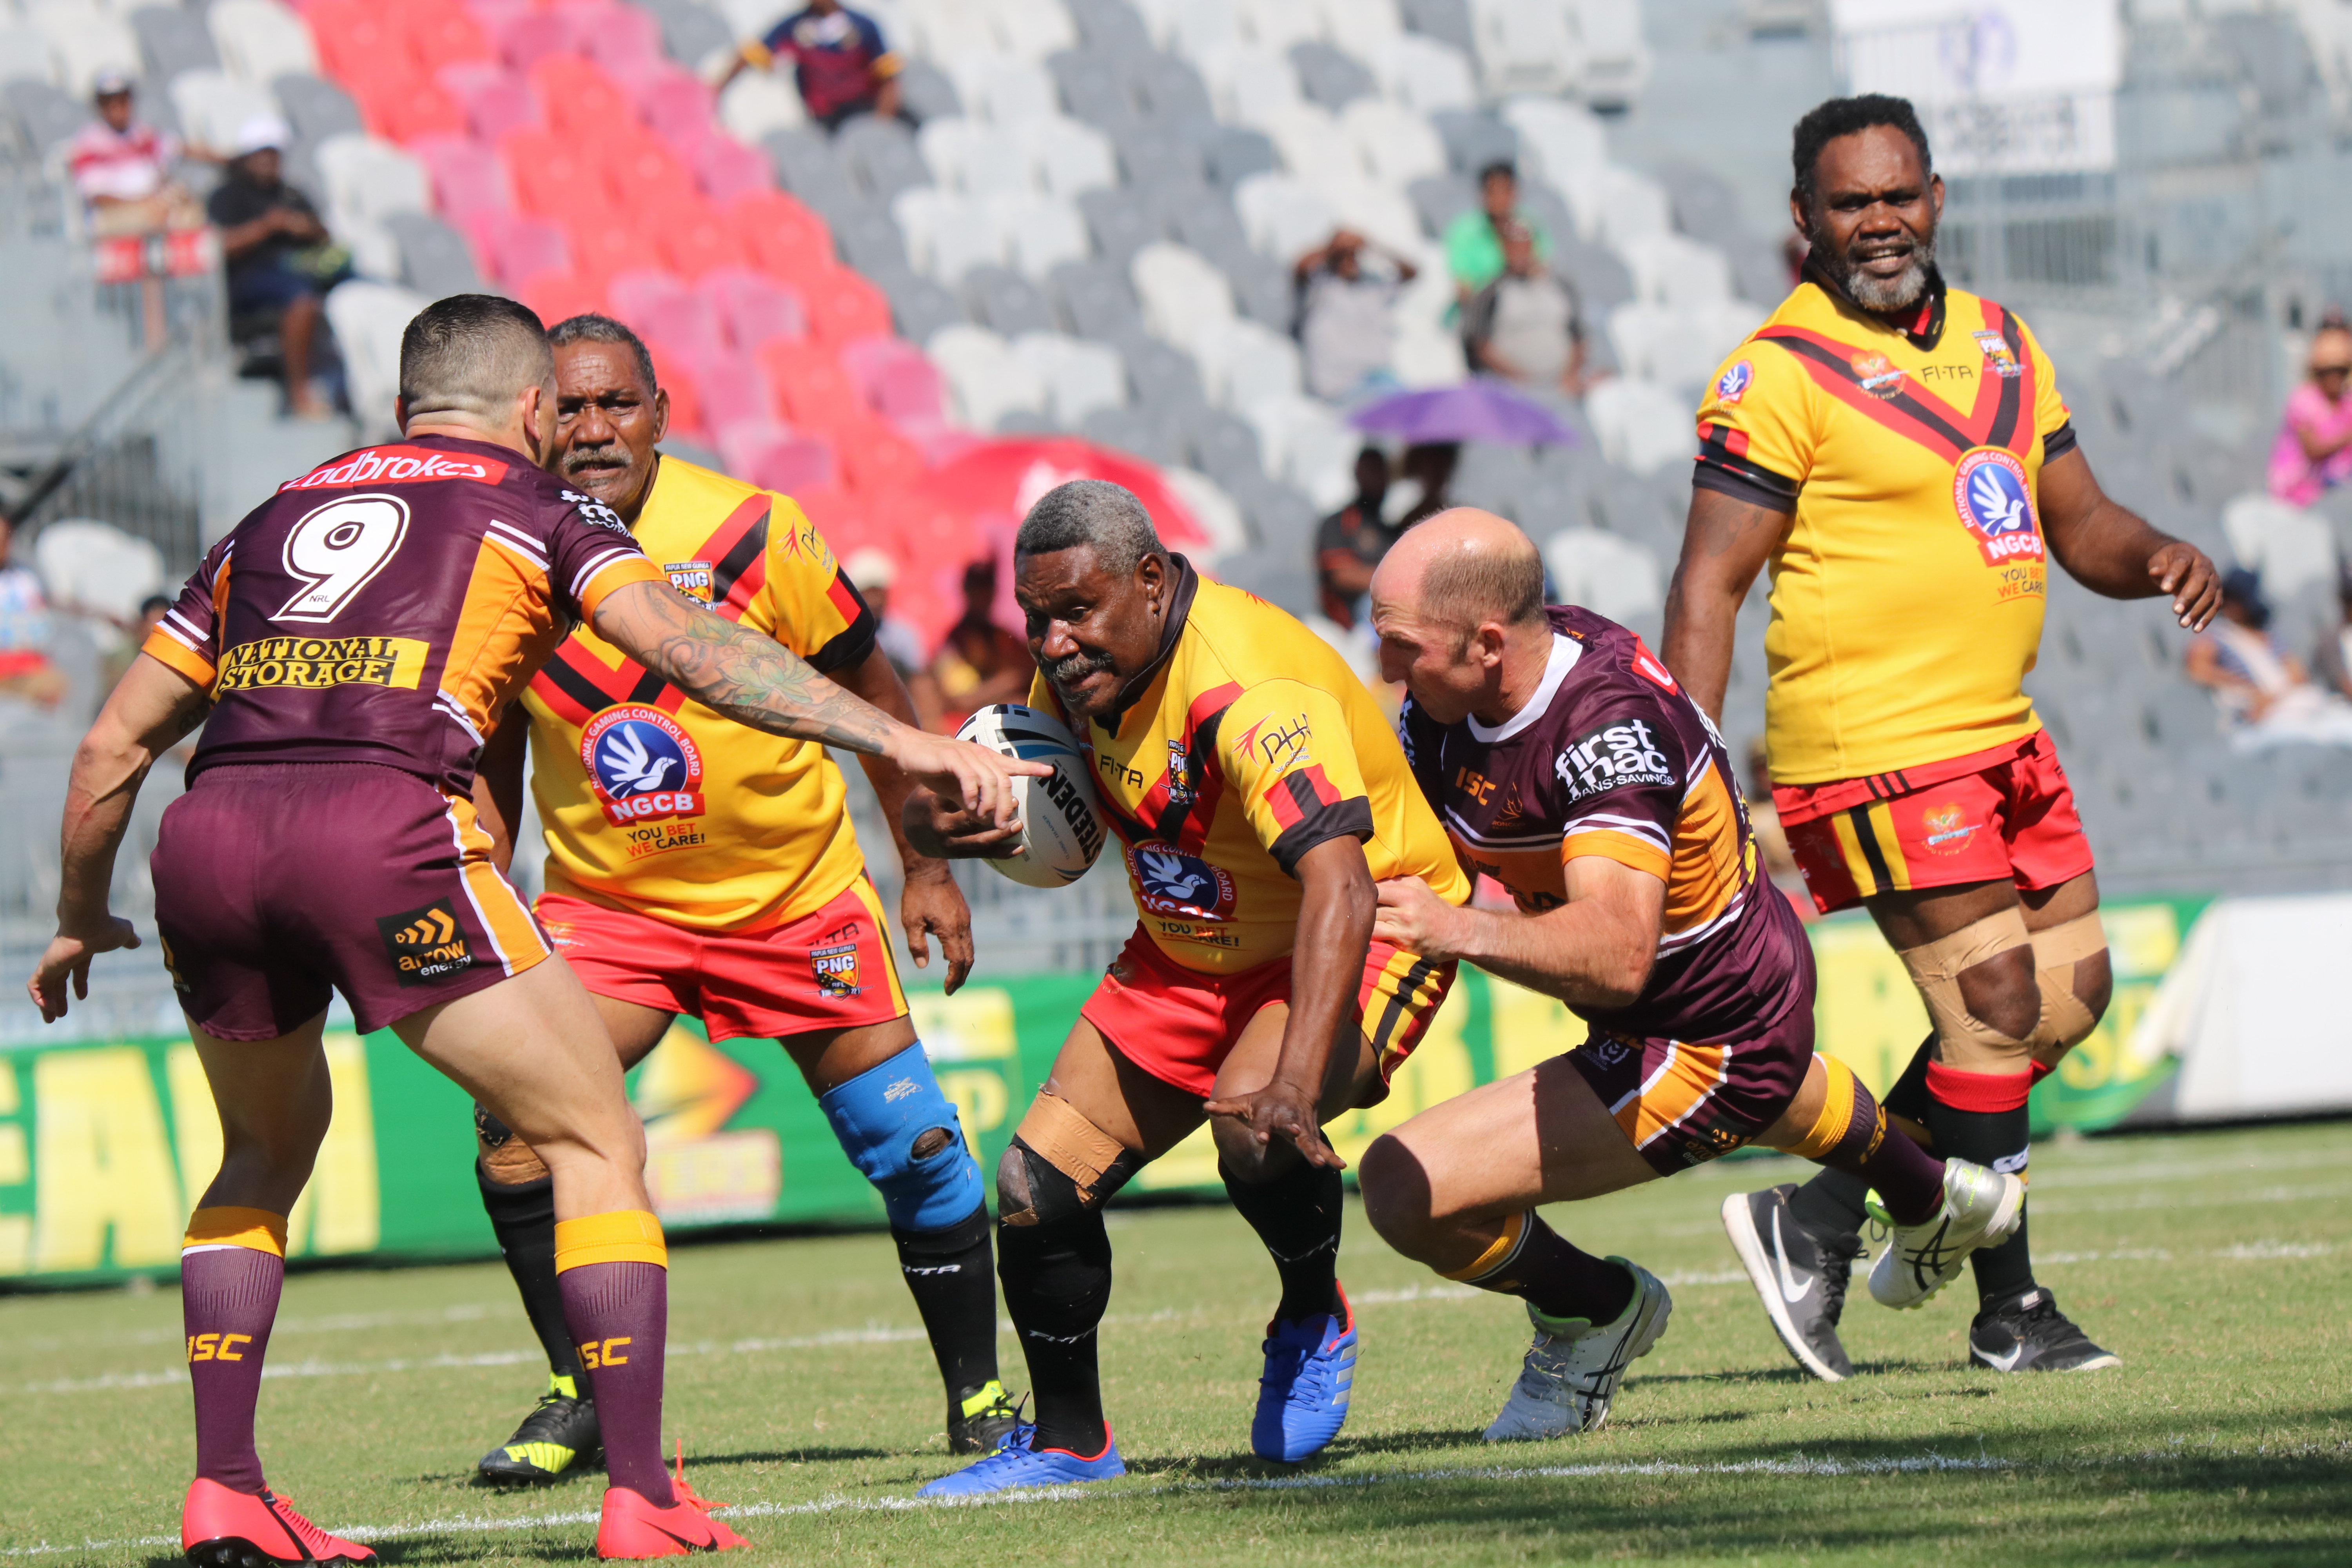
[474,1101,513,1147]
[996,1135,1142,1227]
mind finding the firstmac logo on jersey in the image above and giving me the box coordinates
[1556,719,1675,800]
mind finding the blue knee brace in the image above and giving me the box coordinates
[817,1042,983,1233]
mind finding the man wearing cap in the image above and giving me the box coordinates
[67,73,202,238]
[844,546,940,727]
[205,117,351,420]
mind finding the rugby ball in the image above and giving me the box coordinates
[954,704,1107,888]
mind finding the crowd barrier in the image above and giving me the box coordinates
[0,896,2212,1287]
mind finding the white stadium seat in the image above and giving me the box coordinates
[918,116,1031,196]
[1391,317,1468,388]
[315,132,429,229]
[1160,467,1250,559]
[1131,241,1235,352]
[1472,0,1580,97]
[1544,523,1664,625]
[1320,176,1425,257]
[1191,316,1302,413]
[1315,0,1403,53]
[2223,494,2340,603]
[1020,114,1116,200]
[0,28,58,89]
[1588,163,1672,246]
[1245,392,1356,509]
[1365,34,1478,114]
[1235,0,1321,54]
[1608,299,1764,395]
[1618,233,1733,308]
[987,0,1077,62]
[33,520,162,626]
[1259,101,1359,191]
[954,52,1058,127]
[31,2,139,97]
[207,0,318,87]
[1232,171,1336,261]
[893,186,1007,282]
[987,190,1090,279]
[907,0,998,61]
[1011,330,1125,425]
[1340,98,1447,189]
[1136,0,1238,61]
[1572,0,1652,107]
[1502,95,1609,192]
[1195,42,1303,129]
[169,70,278,158]
[718,71,806,142]
[927,322,1048,429]
[323,280,428,437]
[1584,376,1700,475]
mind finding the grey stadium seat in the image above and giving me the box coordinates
[764,127,861,213]
[132,6,221,79]
[996,407,1062,435]
[1080,405,1185,467]
[274,75,361,146]
[1202,125,1277,187]
[1399,0,1477,54]
[1047,258,1143,339]
[1171,193,1251,269]
[1048,51,1140,133]
[1122,337,1206,411]
[1430,109,1518,176]
[387,212,486,298]
[1134,56,1215,125]
[1062,0,1153,57]
[644,0,733,66]
[874,267,967,343]
[1408,172,1477,238]
[897,60,961,122]
[836,114,929,201]
[1116,125,1205,191]
[1225,254,1294,330]
[964,265,1056,336]
[1290,43,1376,110]
[1187,409,1270,491]
[6,83,89,156]
[832,207,909,274]
[1078,188,1155,268]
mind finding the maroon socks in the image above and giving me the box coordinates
[181,1207,289,1494]
[554,1211,675,1507]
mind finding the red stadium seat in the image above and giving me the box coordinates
[751,432,842,497]
[788,485,866,552]
[701,268,807,349]
[642,341,707,438]
[606,269,694,328]
[437,62,543,143]
[584,4,666,80]
[629,65,712,150]
[655,201,751,281]
[757,339,855,431]
[409,134,514,223]
[494,10,572,71]
[519,272,607,329]
[500,128,613,221]
[531,57,635,141]
[565,214,648,286]
[600,135,694,205]
[715,419,793,481]
[693,350,781,428]
[306,0,402,84]
[692,133,771,205]
[797,265,894,345]
[726,190,833,285]
[372,81,469,145]
[839,425,927,495]
[465,211,572,288]
[616,274,730,361]
[837,334,944,424]
[406,7,494,73]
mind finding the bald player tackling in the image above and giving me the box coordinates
[1356,511,2022,1441]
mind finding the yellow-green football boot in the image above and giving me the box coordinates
[476,1374,601,1485]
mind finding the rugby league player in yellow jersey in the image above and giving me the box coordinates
[465,315,1021,1483]
[1663,96,2220,1379]
[906,479,1471,1493]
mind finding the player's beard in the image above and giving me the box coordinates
[1816,223,1938,313]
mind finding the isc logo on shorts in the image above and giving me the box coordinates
[811,941,861,996]
[376,899,474,987]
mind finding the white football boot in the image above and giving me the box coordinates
[1868,1158,2027,1310]
[1482,1260,1672,1442]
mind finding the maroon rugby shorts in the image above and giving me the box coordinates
[1565,1006,1815,1177]
[151,762,552,1039]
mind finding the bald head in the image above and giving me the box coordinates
[1372,508,1547,637]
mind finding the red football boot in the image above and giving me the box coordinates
[181,1477,376,1566]
[595,1448,749,1559]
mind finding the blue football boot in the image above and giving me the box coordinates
[1251,1286,1357,1463]
[915,1425,1126,1498]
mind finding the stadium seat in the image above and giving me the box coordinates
[1572,0,1652,108]
[5,80,83,153]
[1080,404,1185,467]
[274,74,363,146]
[1586,163,1672,246]
[1115,124,1209,193]
[407,6,494,76]
[583,2,666,81]
[1342,97,1447,187]
[993,0,1082,60]
[838,333,946,420]
[893,187,1004,283]
[1232,171,1336,261]
[1190,315,1301,413]
[690,347,782,427]
[611,270,724,356]
[324,279,430,434]
[1500,94,1607,196]
[701,267,809,348]
[1427,107,1517,175]
[837,113,933,200]
[208,0,319,87]
[530,55,633,141]
[719,70,804,142]
[917,116,1029,197]
[989,191,1091,280]
[1020,113,1118,199]
[1584,376,1697,475]
[1196,42,1301,128]
[519,270,609,329]
[964,263,1056,336]
[1469,0,1578,96]
[1544,522,1663,624]
[719,422,840,494]
[167,70,277,159]
[408,134,514,224]
[750,334,851,426]
[0,30,58,92]
[926,323,1048,430]
[493,8,572,72]
[954,52,1059,126]
[1075,187,1154,268]
[1244,391,1354,507]
[131,7,221,81]
[316,132,431,234]
[655,199,754,280]
[839,424,929,493]
[1012,330,1126,425]
[1234,0,1321,54]
[1364,33,1477,113]
[832,206,912,275]
[1398,0,1477,53]
[385,210,485,298]
[694,131,776,203]
[1131,240,1235,351]
[1134,53,1218,124]
[1618,233,1734,308]
[1290,41,1376,110]
[727,188,835,283]
[499,127,610,220]
[1316,0,1405,51]
[797,264,895,342]
[34,4,142,98]
[649,0,735,67]
[1201,123,1278,187]
[909,0,1000,62]
[437,62,543,143]
[1607,299,1763,393]
[465,209,572,288]
[896,58,962,121]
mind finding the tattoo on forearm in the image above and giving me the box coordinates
[632,589,896,755]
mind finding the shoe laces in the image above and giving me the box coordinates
[1813,1230,1862,1329]
[669,1441,725,1513]
[512,1390,589,1444]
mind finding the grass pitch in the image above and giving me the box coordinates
[4,1120,2348,1566]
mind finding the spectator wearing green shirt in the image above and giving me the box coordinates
[1443,162,1552,305]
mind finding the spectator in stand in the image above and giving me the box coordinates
[67,73,202,238]
[930,558,1033,732]
[2268,325,2352,507]
[2316,569,2352,701]
[1463,222,1589,396]
[1443,161,1552,306]
[2184,567,2352,750]
[845,546,941,729]
[1294,230,1416,403]
[207,118,352,420]
[717,0,904,131]
[0,514,66,710]
[1314,447,1405,627]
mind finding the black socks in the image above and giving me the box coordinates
[997,1208,1113,1455]
[891,1202,1001,1403]
[475,1162,583,1390]
[1220,1157,1345,1325]
[1922,1094,2036,1303]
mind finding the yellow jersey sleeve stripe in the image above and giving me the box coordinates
[573,553,666,621]
[142,627,216,686]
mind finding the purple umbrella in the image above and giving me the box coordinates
[1347,379,1575,446]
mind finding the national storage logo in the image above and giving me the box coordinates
[215,635,428,692]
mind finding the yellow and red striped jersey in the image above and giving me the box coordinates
[1029,561,1468,975]
[517,455,880,932]
[1693,274,2074,785]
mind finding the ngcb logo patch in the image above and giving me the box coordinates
[1555,719,1675,801]
[581,704,707,826]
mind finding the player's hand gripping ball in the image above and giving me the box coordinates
[955,704,1107,887]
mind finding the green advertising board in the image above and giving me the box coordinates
[0,897,2209,1287]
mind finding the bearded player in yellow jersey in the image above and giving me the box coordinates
[463,315,1022,1484]
[1663,96,2220,1381]
[906,480,1471,1494]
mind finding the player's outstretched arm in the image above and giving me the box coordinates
[1662,488,1791,722]
[592,579,1047,826]
[1202,835,1375,1171]
[835,643,979,993]
[28,653,211,1022]
[2038,448,2221,630]
[1374,857,1665,1011]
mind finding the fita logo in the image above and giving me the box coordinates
[1973,329,2022,379]
[664,559,714,604]
[581,704,706,826]
[376,899,474,987]
[1848,351,1906,399]
[1951,447,2046,567]
[1715,359,1753,405]
[811,940,862,997]
[1920,802,1981,854]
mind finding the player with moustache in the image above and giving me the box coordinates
[27,296,1042,1564]
[1663,96,2221,1380]
[1356,510,2023,1441]
[458,314,1022,1486]
[904,480,1473,1494]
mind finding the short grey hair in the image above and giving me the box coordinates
[1014,479,1165,577]
[1423,529,1546,635]
[549,312,659,392]
[399,294,554,422]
